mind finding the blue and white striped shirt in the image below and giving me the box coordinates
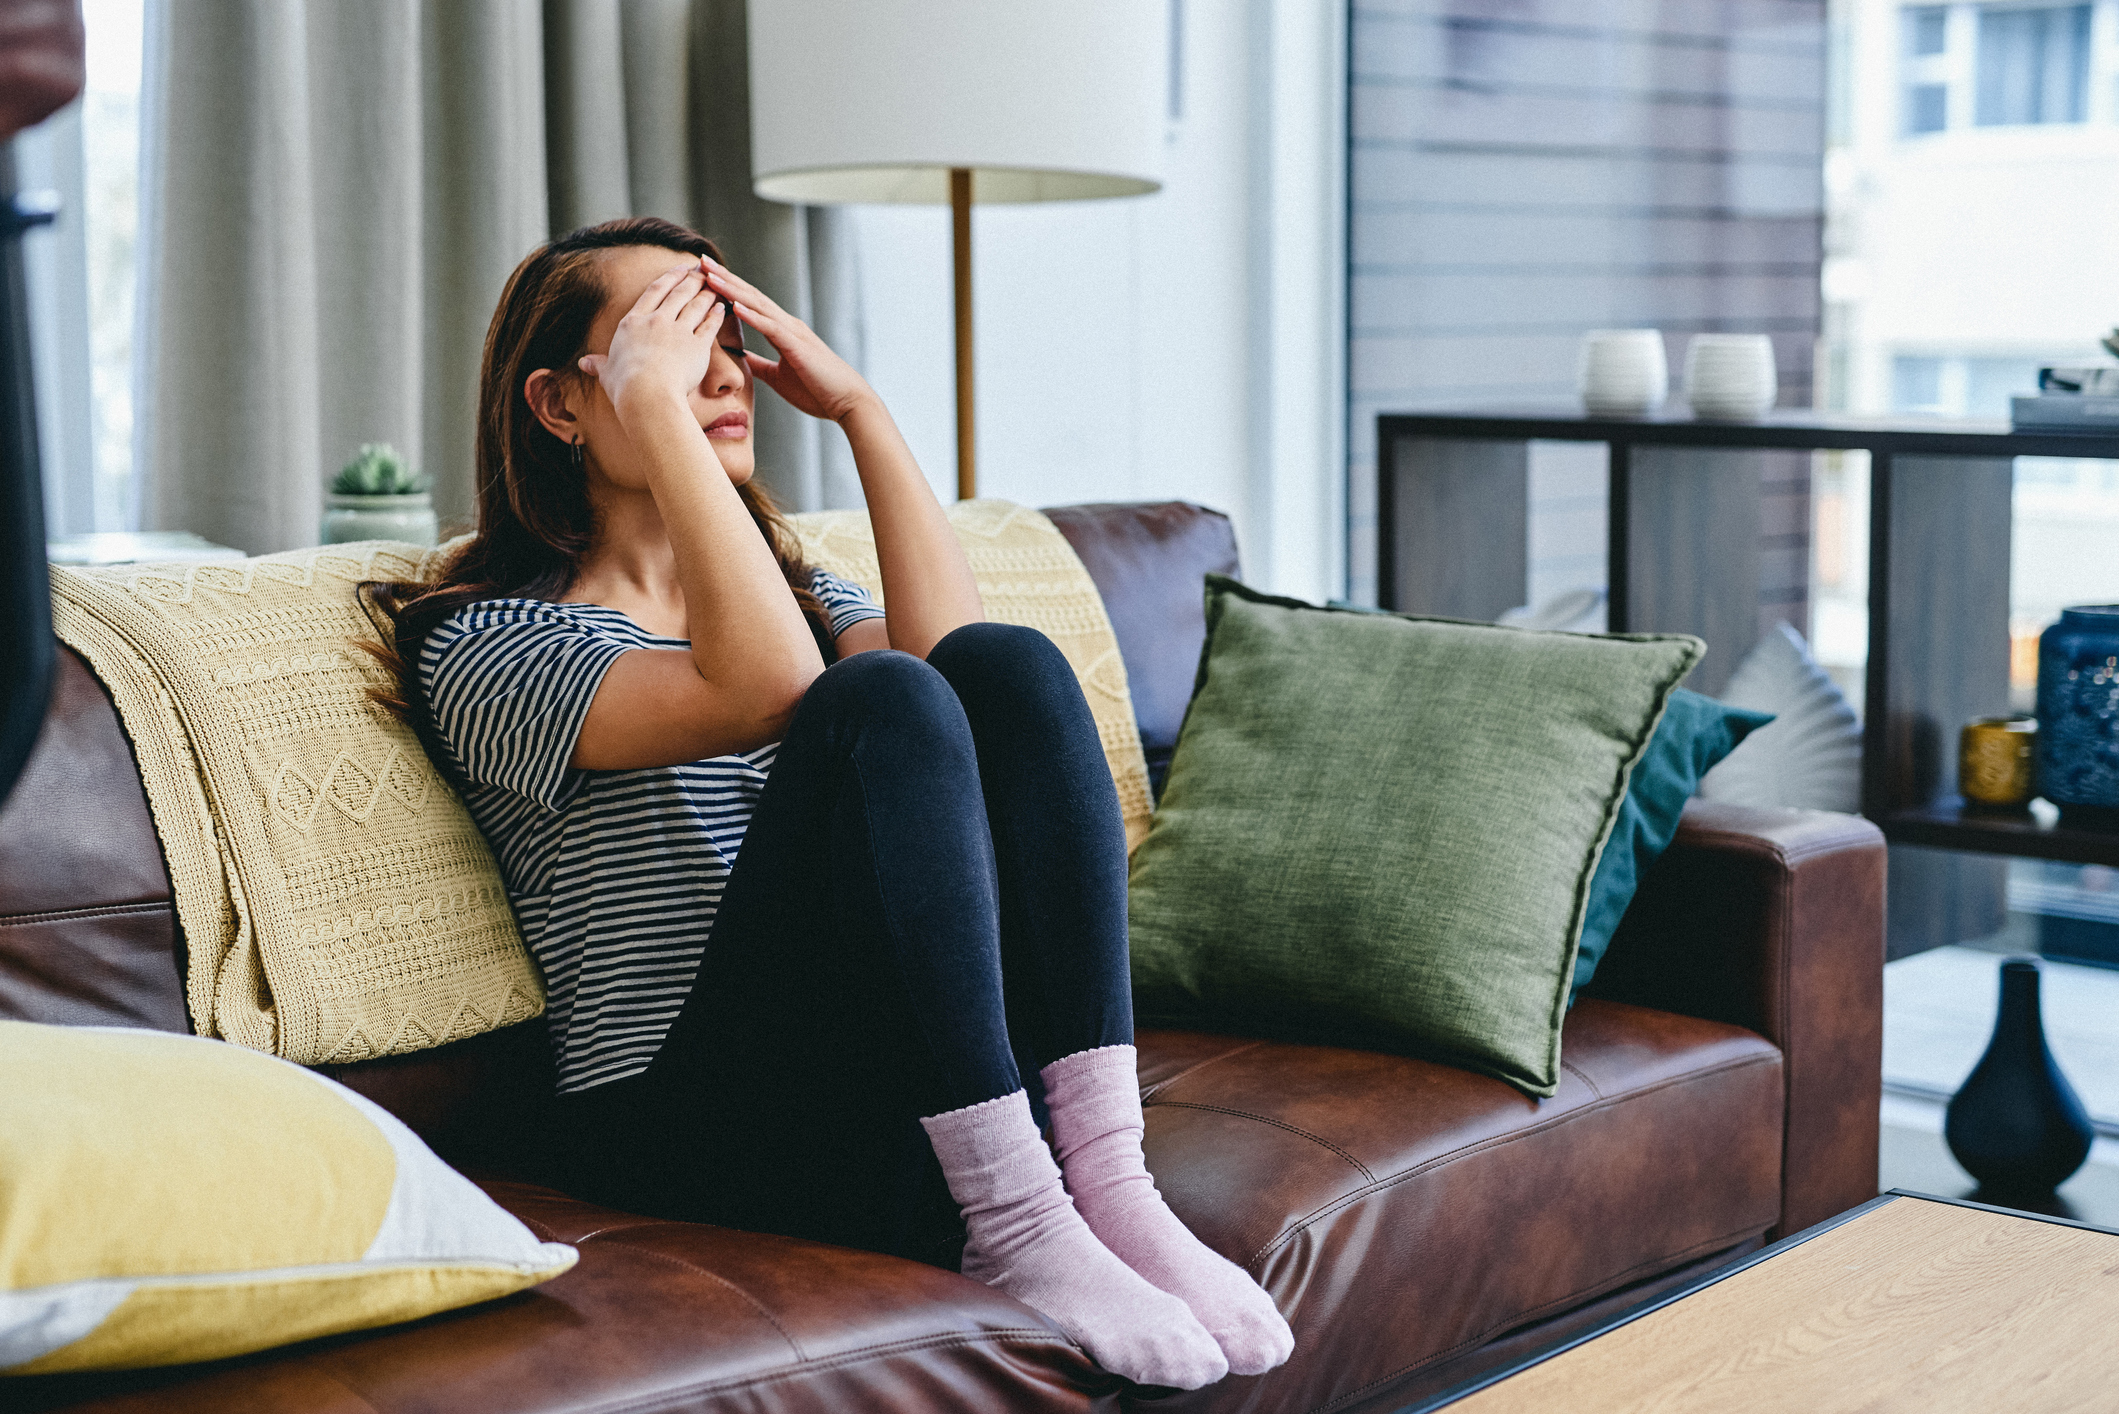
[419,570,886,1093]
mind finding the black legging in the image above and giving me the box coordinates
[556,622,1134,1265]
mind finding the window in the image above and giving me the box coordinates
[1889,355,2044,417]
[1965,356,2042,416]
[1896,2,2110,135]
[16,0,144,536]
[1976,4,2091,125]
[1893,355,1946,411]
[1906,82,1950,130]
[1902,6,1955,132]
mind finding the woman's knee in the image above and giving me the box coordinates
[802,649,969,745]
[927,622,1072,694]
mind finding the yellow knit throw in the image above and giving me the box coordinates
[792,500,1153,851]
[52,545,543,1065]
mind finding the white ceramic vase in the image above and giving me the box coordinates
[321,492,439,547]
[1578,329,1668,417]
[1683,335,1778,420]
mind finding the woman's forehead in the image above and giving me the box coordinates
[600,245,701,303]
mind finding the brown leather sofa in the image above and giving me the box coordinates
[2,501,1884,1414]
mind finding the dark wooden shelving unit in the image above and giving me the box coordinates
[1879,800,2119,869]
[1375,403,2119,942]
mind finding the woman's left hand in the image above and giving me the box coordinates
[704,257,876,424]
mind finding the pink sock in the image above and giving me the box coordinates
[1041,1045,1295,1377]
[921,1089,1229,1390]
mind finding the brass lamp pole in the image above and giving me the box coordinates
[951,168,975,500]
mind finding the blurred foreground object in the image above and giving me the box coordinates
[1,0,84,809]
[0,0,83,138]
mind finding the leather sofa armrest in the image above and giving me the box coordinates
[1586,798,1884,1238]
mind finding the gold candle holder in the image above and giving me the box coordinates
[1960,714,2038,810]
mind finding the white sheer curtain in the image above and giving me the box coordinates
[139,0,864,556]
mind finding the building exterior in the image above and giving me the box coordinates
[1818,0,2119,692]
[1825,0,2119,419]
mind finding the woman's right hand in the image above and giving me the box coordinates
[578,259,724,419]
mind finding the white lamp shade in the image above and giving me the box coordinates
[748,0,1166,205]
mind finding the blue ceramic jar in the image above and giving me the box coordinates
[2037,605,2119,820]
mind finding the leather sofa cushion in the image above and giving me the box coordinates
[1134,1000,1784,1414]
[13,1182,1114,1414]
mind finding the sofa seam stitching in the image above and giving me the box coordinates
[1138,1039,1268,1100]
[1559,1059,1601,1099]
[0,899,171,927]
[512,1214,561,1242]
[588,1237,809,1362]
[529,1211,711,1245]
[1145,1099,1377,1182]
[1676,824,1878,868]
[294,1366,387,1414]
[555,1328,1082,1414]
[1247,1051,1779,1265]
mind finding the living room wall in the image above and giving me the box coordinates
[837,0,1347,603]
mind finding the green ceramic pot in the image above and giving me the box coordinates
[321,492,438,547]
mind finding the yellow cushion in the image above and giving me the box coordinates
[0,1021,575,1374]
[793,500,1154,851]
[51,546,544,1065]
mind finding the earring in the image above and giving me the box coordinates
[570,439,584,474]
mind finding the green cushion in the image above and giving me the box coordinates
[1127,576,1704,1097]
[1571,688,1773,1000]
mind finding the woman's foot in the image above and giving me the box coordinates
[921,1089,1229,1389]
[1041,1045,1296,1377]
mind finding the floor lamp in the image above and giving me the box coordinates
[748,1,1165,500]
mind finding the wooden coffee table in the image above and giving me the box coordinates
[1411,1190,2119,1412]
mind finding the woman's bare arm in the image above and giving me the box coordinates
[571,264,824,768]
[707,258,983,657]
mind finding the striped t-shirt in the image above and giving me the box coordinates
[419,570,886,1093]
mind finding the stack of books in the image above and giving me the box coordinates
[2011,364,2119,431]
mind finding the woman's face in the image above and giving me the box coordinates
[575,244,755,489]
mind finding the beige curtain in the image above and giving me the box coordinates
[140,0,864,556]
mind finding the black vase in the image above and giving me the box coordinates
[1944,959,2094,1195]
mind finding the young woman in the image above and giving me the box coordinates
[368,218,1291,1390]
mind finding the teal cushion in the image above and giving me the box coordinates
[1127,576,1704,1098]
[1571,688,1772,999]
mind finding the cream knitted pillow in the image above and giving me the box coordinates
[793,499,1153,851]
[52,545,542,1066]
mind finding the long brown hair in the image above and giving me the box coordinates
[362,217,833,727]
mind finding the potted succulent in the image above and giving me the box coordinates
[321,443,438,546]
